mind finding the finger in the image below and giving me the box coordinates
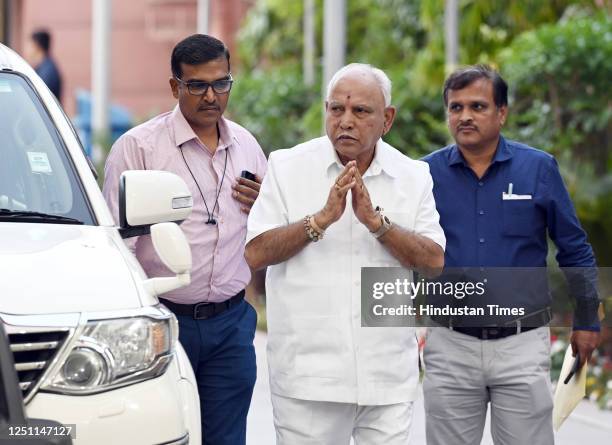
[349,167,364,187]
[351,176,366,193]
[235,177,261,192]
[254,174,263,184]
[233,183,259,199]
[335,161,357,185]
[333,179,356,197]
[343,166,360,187]
[240,206,251,214]
[577,345,590,368]
[570,336,578,357]
[351,173,370,200]
[233,192,255,207]
[582,340,597,362]
[337,180,356,195]
[333,174,349,191]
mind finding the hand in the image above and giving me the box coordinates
[570,330,600,368]
[232,174,262,214]
[314,161,357,230]
[351,170,381,232]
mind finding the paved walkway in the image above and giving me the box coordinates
[247,331,612,444]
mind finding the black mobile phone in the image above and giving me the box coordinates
[241,170,256,181]
[563,352,581,384]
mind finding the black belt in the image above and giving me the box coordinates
[433,307,551,340]
[160,290,245,320]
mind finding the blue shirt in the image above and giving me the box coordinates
[423,136,599,330]
[35,57,62,102]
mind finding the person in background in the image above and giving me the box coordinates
[422,64,601,445]
[103,34,267,445]
[28,29,62,102]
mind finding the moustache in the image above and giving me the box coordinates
[457,124,477,131]
[198,105,220,111]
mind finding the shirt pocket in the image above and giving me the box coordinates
[502,199,537,237]
[293,315,350,379]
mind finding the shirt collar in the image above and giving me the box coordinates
[171,105,238,151]
[323,138,344,174]
[324,138,399,178]
[447,135,514,167]
[370,140,400,178]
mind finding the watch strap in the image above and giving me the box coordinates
[372,207,392,238]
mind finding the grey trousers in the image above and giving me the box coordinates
[423,327,554,445]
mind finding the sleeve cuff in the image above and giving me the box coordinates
[571,325,601,332]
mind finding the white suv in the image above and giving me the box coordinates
[0,44,200,444]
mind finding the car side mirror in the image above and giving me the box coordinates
[143,222,192,296]
[119,170,193,238]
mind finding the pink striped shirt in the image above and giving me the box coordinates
[103,106,267,304]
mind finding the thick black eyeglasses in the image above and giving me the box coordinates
[175,74,234,95]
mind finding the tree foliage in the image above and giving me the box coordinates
[499,12,612,264]
[230,0,604,157]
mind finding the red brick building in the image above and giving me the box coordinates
[3,0,254,118]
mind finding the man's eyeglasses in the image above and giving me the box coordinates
[175,74,234,95]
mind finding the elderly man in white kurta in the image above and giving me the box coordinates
[245,63,446,444]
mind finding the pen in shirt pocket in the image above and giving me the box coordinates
[502,182,532,200]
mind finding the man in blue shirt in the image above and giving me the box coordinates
[422,65,600,444]
[28,30,62,103]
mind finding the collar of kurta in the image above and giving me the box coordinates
[322,138,401,179]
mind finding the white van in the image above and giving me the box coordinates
[0,43,201,444]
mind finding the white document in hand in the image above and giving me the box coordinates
[552,345,588,431]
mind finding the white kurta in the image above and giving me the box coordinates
[247,136,445,405]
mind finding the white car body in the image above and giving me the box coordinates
[0,44,200,444]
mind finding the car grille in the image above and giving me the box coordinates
[9,329,70,401]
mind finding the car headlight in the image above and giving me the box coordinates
[43,312,178,395]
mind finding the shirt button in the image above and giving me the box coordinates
[479,238,485,243]
[479,210,485,215]
[478,182,484,187]
[354,280,360,286]
[354,250,360,255]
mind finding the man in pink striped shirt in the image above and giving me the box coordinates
[103,34,267,445]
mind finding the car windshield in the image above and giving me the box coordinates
[0,72,94,224]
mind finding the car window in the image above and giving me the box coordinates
[0,72,94,224]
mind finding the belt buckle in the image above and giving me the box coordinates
[482,327,500,340]
[193,301,213,320]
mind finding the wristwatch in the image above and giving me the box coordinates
[371,206,392,238]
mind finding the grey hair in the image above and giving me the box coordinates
[326,63,392,107]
